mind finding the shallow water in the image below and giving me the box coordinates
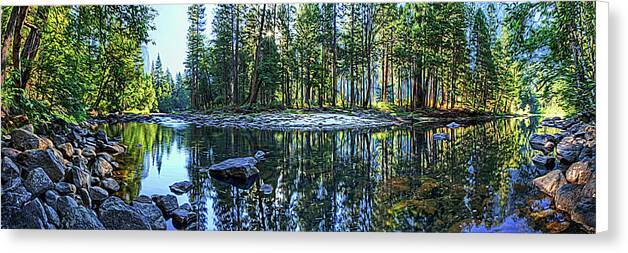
[102,116,571,232]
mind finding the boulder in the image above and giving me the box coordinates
[556,137,584,164]
[17,149,66,182]
[565,161,593,184]
[204,152,265,188]
[2,198,48,229]
[24,167,55,196]
[97,152,114,163]
[91,157,113,178]
[57,143,74,159]
[102,144,124,155]
[170,207,191,230]
[152,194,179,216]
[1,157,20,183]
[78,187,92,208]
[98,196,151,230]
[59,206,105,230]
[555,184,584,212]
[55,195,78,214]
[134,195,153,204]
[533,170,567,197]
[100,178,120,192]
[582,175,596,198]
[531,154,555,170]
[88,186,109,202]
[55,182,77,195]
[66,166,91,189]
[529,134,553,153]
[2,147,22,160]
[44,189,59,208]
[44,203,60,228]
[169,181,193,195]
[82,146,96,157]
[132,200,166,230]
[10,128,48,151]
[570,197,596,232]
[1,184,32,209]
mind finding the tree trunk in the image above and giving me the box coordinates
[247,4,267,105]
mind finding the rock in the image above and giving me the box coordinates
[2,147,22,160]
[78,188,92,208]
[55,195,78,214]
[88,186,109,202]
[169,181,193,195]
[44,190,60,208]
[101,178,120,192]
[134,195,153,204]
[565,161,593,184]
[546,221,571,233]
[55,182,77,195]
[531,154,555,170]
[98,196,151,230]
[152,194,179,216]
[1,184,32,209]
[91,157,113,178]
[556,137,584,164]
[57,143,74,159]
[132,200,166,230]
[59,206,105,230]
[582,175,596,198]
[102,144,124,155]
[90,176,101,186]
[555,184,584,212]
[433,133,450,140]
[66,166,91,189]
[446,122,461,128]
[10,128,48,151]
[24,167,55,196]
[571,197,595,232]
[97,152,113,163]
[529,134,553,153]
[533,170,567,197]
[82,146,96,157]
[96,130,109,143]
[1,157,20,183]
[2,198,49,229]
[44,203,60,228]
[170,208,191,229]
[18,149,66,182]
[205,154,262,188]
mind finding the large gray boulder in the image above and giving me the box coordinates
[59,206,105,230]
[17,149,66,182]
[24,167,55,196]
[204,151,265,188]
[1,157,21,183]
[11,128,48,151]
[1,198,49,229]
[98,196,151,230]
[100,178,120,192]
[88,186,109,202]
[132,200,166,230]
[533,170,567,197]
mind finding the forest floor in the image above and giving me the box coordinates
[98,107,520,131]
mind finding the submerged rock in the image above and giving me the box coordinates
[169,181,193,195]
[533,170,567,198]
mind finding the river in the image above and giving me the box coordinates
[101,116,572,232]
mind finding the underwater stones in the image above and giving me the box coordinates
[533,170,567,198]
[169,181,193,195]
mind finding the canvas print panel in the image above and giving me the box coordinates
[1,1,596,233]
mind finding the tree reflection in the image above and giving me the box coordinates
[107,117,556,232]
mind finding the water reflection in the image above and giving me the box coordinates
[102,116,560,232]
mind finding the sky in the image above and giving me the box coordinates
[146,4,215,76]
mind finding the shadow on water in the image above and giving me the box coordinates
[101,116,569,232]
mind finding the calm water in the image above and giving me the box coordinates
[102,116,564,232]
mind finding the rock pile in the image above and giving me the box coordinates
[0,121,196,230]
[529,117,596,233]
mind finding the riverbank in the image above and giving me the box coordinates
[89,108,520,131]
[528,116,596,233]
[1,120,196,230]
